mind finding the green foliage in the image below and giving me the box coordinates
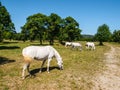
[95,24,111,45]
[47,13,62,45]
[0,24,4,42]
[21,13,82,45]
[21,13,47,43]
[59,16,82,42]
[112,30,120,43]
[0,2,16,42]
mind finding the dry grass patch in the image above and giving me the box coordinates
[0,41,110,90]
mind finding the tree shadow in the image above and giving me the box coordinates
[0,46,20,50]
[96,44,106,47]
[30,44,50,46]
[0,41,18,45]
[0,56,15,65]
[3,41,18,44]
[30,66,60,75]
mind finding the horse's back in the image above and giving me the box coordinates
[71,42,81,46]
[22,46,54,59]
[87,42,95,46]
[86,42,95,50]
[65,42,71,47]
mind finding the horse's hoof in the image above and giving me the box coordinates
[22,77,25,80]
[29,74,32,77]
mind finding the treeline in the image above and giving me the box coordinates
[0,2,81,45]
[19,13,82,45]
[0,2,120,45]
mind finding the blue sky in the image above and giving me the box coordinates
[1,0,120,35]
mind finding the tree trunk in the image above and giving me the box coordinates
[99,41,103,45]
[39,39,42,45]
[49,39,54,45]
[39,33,42,45]
[0,31,3,42]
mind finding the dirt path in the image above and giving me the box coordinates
[93,45,120,90]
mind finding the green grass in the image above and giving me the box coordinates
[0,41,110,90]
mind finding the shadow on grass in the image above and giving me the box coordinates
[0,46,20,50]
[3,41,18,44]
[30,44,50,46]
[0,41,18,45]
[24,66,60,79]
[30,66,60,75]
[0,56,15,65]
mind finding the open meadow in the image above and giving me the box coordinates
[0,41,120,90]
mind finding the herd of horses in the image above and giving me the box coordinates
[65,42,95,51]
[22,42,95,79]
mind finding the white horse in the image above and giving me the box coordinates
[65,42,72,47]
[86,42,95,50]
[71,42,82,51]
[22,46,63,79]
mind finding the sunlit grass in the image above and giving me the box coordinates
[0,41,110,90]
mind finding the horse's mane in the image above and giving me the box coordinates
[49,46,61,61]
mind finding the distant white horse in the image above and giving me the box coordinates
[71,42,82,51]
[22,46,63,79]
[86,42,95,50]
[65,42,72,47]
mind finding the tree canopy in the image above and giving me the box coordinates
[95,24,111,45]
[59,16,81,42]
[21,13,82,45]
[2,2,120,44]
[21,13,47,43]
[0,2,16,42]
[112,30,120,43]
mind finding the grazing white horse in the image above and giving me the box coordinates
[86,42,95,50]
[65,42,72,47]
[71,42,82,51]
[22,46,63,79]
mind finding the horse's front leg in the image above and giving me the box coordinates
[39,60,46,73]
[80,46,82,51]
[47,58,52,73]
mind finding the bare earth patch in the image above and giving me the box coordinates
[93,45,120,90]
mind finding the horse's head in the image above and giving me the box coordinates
[57,57,63,70]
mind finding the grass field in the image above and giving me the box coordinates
[0,41,110,90]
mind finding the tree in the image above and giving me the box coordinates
[21,25,29,42]
[59,16,81,42]
[0,2,15,42]
[46,13,62,45]
[21,13,82,45]
[0,24,4,42]
[112,30,120,43]
[21,13,47,44]
[95,24,111,45]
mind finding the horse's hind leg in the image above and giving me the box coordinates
[22,63,30,79]
[27,63,31,76]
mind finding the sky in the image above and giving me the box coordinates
[1,0,120,35]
